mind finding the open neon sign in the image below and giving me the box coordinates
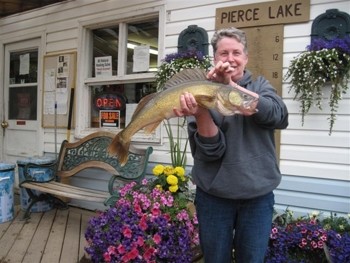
[94,94,125,110]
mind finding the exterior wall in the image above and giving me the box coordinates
[0,0,349,214]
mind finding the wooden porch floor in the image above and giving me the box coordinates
[1,194,204,263]
[0,202,95,263]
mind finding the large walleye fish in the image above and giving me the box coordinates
[108,68,258,166]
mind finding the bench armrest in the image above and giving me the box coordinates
[107,146,153,198]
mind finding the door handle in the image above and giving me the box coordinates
[1,121,9,128]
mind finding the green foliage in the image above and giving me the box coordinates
[164,119,188,168]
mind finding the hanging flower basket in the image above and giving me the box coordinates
[155,50,212,91]
[285,36,350,134]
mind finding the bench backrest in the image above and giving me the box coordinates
[56,131,153,182]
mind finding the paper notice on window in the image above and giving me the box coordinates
[95,56,112,77]
[19,53,30,75]
[133,45,150,72]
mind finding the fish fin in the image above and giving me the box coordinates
[164,68,207,89]
[131,93,158,120]
[143,120,162,134]
[107,133,130,167]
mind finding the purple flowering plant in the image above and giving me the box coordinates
[285,36,350,134]
[265,209,350,263]
[85,179,199,263]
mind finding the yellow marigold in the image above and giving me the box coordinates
[169,184,179,193]
[166,174,178,185]
[155,184,163,191]
[163,166,175,175]
[174,166,185,177]
[152,164,165,176]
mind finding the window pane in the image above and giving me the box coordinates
[9,50,38,84]
[127,19,158,74]
[90,82,156,128]
[9,86,37,120]
[92,27,119,77]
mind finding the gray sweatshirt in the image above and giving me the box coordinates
[188,70,289,199]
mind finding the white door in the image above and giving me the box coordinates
[1,39,43,165]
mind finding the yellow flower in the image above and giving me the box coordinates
[174,166,185,177]
[169,184,179,193]
[153,164,165,176]
[166,174,178,185]
[163,166,175,175]
[155,184,163,191]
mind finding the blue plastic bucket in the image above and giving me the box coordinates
[0,162,16,223]
[17,156,56,213]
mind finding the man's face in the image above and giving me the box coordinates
[214,37,248,82]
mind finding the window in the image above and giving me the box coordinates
[78,10,163,142]
[8,50,38,120]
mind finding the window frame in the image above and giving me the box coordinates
[76,6,165,142]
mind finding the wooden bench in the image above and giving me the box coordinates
[19,131,153,219]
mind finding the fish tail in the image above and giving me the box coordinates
[108,133,130,166]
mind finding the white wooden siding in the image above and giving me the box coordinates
[0,0,349,214]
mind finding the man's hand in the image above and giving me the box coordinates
[207,61,235,84]
[173,92,206,117]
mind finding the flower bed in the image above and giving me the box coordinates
[265,210,350,263]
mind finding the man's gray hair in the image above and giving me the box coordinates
[211,27,248,54]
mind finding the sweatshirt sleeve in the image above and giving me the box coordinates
[252,77,289,129]
[187,116,226,162]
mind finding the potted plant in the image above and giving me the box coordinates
[285,36,350,134]
[85,177,199,263]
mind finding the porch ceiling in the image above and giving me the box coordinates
[0,0,67,18]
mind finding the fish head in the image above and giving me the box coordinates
[216,86,258,116]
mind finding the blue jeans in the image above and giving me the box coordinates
[195,187,274,263]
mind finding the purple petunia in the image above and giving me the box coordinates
[163,50,207,63]
[307,36,350,55]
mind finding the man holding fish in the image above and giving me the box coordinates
[173,27,289,263]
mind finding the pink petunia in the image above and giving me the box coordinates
[139,215,148,231]
[123,227,132,238]
[151,207,160,216]
[136,236,144,246]
[117,244,126,254]
[153,233,162,244]
[103,251,112,262]
[144,247,156,260]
